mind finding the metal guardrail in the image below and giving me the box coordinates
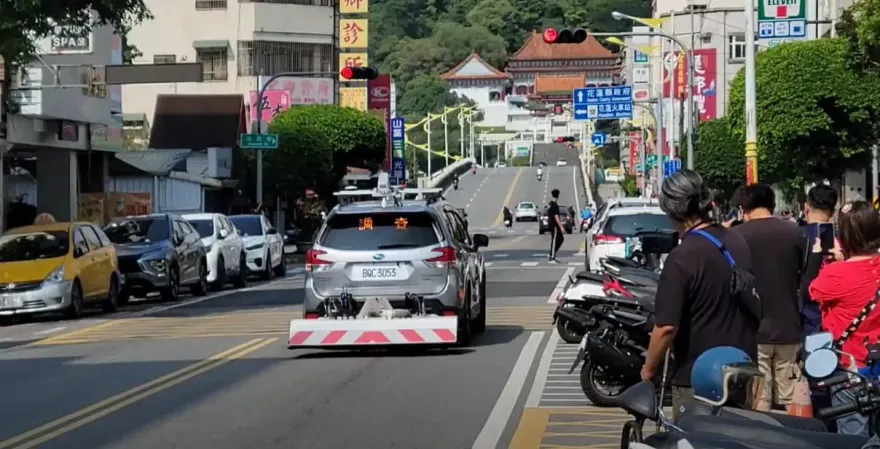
[579,155,597,207]
[428,157,476,189]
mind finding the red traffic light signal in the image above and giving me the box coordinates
[341,66,379,80]
[543,28,588,44]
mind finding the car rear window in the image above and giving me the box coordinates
[319,212,440,251]
[604,214,673,237]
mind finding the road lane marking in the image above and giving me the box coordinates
[545,267,574,304]
[471,331,545,449]
[33,326,67,336]
[0,338,277,449]
[493,168,523,227]
[521,262,539,267]
[494,254,509,258]
[526,332,559,407]
[572,166,581,214]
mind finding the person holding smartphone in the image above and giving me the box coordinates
[800,184,839,336]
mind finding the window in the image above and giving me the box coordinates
[229,216,264,237]
[153,54,176,64]
[318,212,440,251]
[188,219,215,238]
[236,40,333,77]
[73,228,89,256]
[729,34,746,60]
[106,217,170,244]
[196,48,228,81]
[196,0,227,10]
[92,226,112,247]
[0,231,70,262]
[79,226,103,251]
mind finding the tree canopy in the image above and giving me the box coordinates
[691,118,743,201]
[727,38,880,184]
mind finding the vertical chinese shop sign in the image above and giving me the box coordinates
[390,118,406,185]
[368,74,392,170]
[628,131,642,176]
[662,49,717,123]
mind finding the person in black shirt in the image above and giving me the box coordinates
[547,189,564,263]
[641,170,758,420]
[799,185,837,335]
[731,184,806,411]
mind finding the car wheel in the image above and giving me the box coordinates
[233,252,248,288]
[191,260,209,297]
[118,288,131,307]
[262,251,274,280]
[65,281,85,319]
[457,286,474,347]
[161,265,181,301]
[102,275,120,313]
[211,256,226,291]
[473,279,487,334]
[273,250,286,277]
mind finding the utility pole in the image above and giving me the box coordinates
[442,113,450,168]
[873,145,878,206]
[424,119,432,177]
[745,0,759,184]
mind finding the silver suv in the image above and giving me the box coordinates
[304,198,490,341]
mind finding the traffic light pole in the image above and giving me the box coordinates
[589,31,695,169]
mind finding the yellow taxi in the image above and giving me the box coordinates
[0,222,122,319]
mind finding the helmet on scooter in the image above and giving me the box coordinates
[691,346,763,409]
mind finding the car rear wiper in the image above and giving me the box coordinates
[376,243,420,249]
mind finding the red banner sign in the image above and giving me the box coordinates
[368,74,393,170]
[628,131,642,176]
[662,49,717,122]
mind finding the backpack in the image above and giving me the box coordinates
[689,229,762,322]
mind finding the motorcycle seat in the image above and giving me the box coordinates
[604,256,641,268]
[676,415,868,449]
[612,381,658,421]
[575,271,605,283]
[643,431,825,449]
[614,268,660,286]
[684,401,828,432]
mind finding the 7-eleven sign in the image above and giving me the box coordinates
[759,0,805,20]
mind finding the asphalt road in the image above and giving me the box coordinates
[0,166,599,449]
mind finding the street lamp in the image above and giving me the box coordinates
[611,11,695,171]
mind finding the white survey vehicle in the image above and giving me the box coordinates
[228,214,286,279]
[183,213,248,289]
[586,206,673,271]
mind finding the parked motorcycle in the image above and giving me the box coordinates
[608,332,875,448]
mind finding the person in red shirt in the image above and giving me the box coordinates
[809,200,880,436]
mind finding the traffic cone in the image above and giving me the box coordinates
[787,377,813,417]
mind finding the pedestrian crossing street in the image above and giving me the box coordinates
[31,306,556,346]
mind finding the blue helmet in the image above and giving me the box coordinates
[691,346,763,408]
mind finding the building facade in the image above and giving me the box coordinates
[122,0,337,129]
[441,52,511,128]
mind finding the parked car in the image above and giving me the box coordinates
[228,214,286,279]
[539,205,574,234]
[586,206,673,271]
[183,213,248,290]
[0,222,122,319]
[514,201,539,221]
[104,213,208,303]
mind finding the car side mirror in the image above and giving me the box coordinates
[267,228,278,235]
[218,229,229,239]
[473,233,489,248]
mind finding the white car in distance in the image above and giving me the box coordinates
[556,159,568,167]
[183,213,247,290]
[515,201,539,221]
[228,214,286,279]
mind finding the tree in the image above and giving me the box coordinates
[398,75,459,118]
[466,0,523,52]
[837,0,880,69]
[727,38,880,184]
[690,118,744,201]
[266,105,386,198]
[560,0,651,33]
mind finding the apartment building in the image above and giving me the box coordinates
[122,0,337,132]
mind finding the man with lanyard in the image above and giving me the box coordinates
[547,189,564,264]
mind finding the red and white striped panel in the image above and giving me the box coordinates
[287,316,459,347]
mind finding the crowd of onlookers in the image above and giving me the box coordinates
[640,169,880,435]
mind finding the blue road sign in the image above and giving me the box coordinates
[590,132,607,146]
[664,158,682,176]
[390,118,406,184]
[633,50,649,64]
[572,86,634,121]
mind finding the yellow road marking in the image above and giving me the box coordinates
[27,320,119,347]
[0,338,277,449]
[494,168,523,227]
[508,408,550,449]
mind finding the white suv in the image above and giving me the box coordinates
[183,213,248,289]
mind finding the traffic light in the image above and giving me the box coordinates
[555,136,576,143]
[542,28,588,44]
[340,66,379,80]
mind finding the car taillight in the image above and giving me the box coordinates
[593,234,623,245]
[304,313,320,319]
[426,246,456,267]
[306,249,331,272]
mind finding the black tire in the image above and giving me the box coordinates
[65,281,85,319]
[473,279,487,333]
[556,317,582,344]
[457,287,473,346]
[161,265,181,301]
[273,251,286,277]
[539,229,545,235]
[118,288,131,306]
[102,275,120,313]
[580,359,629,407]
[261,251,274,281]
[233,252,248,288]
[620,420,644,449]
[190,260,209,296]
[211,256,226,291]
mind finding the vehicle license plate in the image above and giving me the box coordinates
[0,294,23,309]
[355,265,401,281]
